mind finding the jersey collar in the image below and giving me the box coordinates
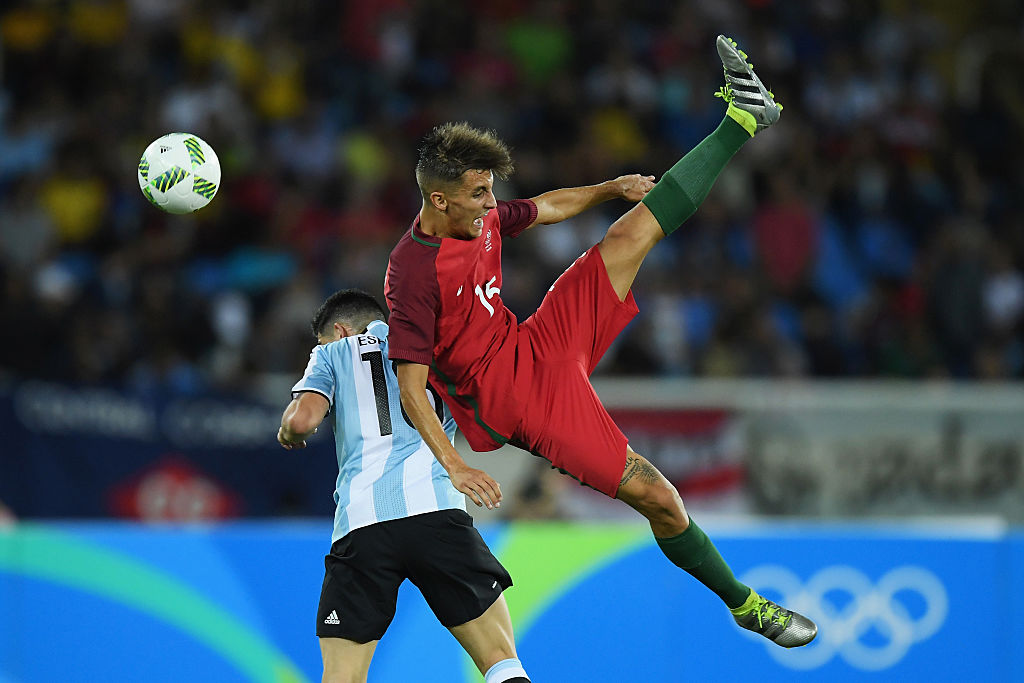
[410,216,442,248]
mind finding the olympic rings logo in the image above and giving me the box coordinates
[737,565,948,671]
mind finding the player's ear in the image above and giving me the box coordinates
[335,322,353,339]
[429,190,447,212]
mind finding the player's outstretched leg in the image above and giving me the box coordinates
[615,449,817,648]
[598,34,782,300]
[640,34,782,237]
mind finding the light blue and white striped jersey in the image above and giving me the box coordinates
[292,320,465,543]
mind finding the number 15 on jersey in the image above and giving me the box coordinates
[474,276,500,317]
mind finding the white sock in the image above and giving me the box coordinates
[484,657,529,682]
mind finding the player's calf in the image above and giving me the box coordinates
[615,452,752,609]
[449,595,529,681]
[614,451,818,648]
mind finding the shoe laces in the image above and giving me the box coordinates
[753,598,792,629]
[714,85,783,112]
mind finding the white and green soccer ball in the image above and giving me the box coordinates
[137,133,221,214]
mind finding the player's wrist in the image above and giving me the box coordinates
[596,177,631,202]
[597,178,624,200]
[438,450,469,475]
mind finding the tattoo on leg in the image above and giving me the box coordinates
[620,453,661,487]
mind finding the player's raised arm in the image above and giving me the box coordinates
[395,361,502,510]
[526,174,655,229]
[278,391,329,450]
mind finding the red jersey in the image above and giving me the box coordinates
[385,199,538,451]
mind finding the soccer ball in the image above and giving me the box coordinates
[137,133,221,214]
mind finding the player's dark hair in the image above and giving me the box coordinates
[415,122,514,198]
[311,289,387,338]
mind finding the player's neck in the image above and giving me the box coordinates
[418,207,450,238]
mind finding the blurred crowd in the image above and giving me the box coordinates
[1,0,1023,392]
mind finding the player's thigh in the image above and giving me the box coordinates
[319,637,377,683]
[597,201,664,300]
[405,510,512,630]
[514,363,629,498]
[448,594,517,675]
[317,525,406,644]
[525,245,638,374]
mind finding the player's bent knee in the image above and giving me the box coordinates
[602,205,663,252]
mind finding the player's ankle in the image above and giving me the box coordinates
[725,104,757,137]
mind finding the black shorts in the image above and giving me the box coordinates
[316,509,513,643]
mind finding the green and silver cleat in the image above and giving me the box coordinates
[732,592,818,648]
[714,35,782,136]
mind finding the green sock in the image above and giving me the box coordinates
[641,116,750,235]
[655,519,751,609]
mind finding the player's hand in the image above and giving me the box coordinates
[615,174,656,202]
[278,427,308,450]
[450,466,502,510]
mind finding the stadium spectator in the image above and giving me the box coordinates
[0,1,1022,388]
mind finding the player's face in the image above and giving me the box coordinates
[446,169,497,240]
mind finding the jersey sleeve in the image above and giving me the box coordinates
[291,345,335,405]
[496,199,538,239]
[385,255,440,365]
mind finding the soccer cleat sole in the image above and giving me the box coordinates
[715,35,781,132]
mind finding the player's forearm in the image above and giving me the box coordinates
[396,362,469,473]
[280,398,322,441]
[530,182,622,225]
[398,387,466,473]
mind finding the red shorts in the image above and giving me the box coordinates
[513,245,639,497]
